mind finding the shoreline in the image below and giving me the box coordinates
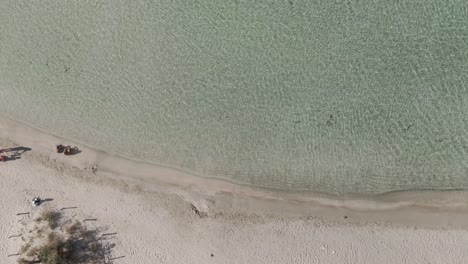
[2,115,468,263]
[2,114,468,228]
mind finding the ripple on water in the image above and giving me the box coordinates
[0,1,468,195]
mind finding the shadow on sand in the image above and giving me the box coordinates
[2,146,31,161]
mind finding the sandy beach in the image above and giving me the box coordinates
[2,117,468,264]
[1,1,468,262]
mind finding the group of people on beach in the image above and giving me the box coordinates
[56,144,78,155]
[1,145,82,162]
[56,144,96,173]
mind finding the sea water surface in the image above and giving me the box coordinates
[1,1,468,195]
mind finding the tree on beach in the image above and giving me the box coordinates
[16,209,116,264]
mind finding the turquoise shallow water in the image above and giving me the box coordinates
[1,1,468,195]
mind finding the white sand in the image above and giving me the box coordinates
[2,117,468,263]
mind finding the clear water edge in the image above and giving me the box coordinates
[1,110,468,205]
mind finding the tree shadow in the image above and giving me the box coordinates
[70,226,116,263]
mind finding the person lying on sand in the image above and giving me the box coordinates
[56,144,65,153]
[64,145,72,155]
